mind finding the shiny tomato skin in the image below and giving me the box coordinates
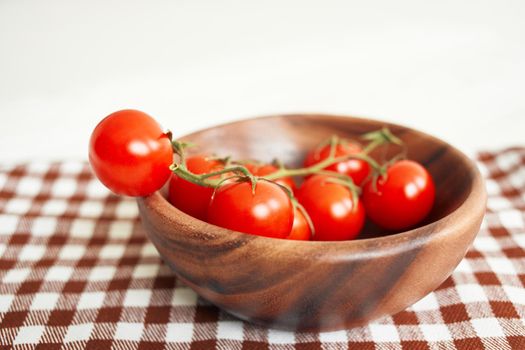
[169,156,223,221]
[287,208,312,240]
[244,163,296,192]
[304,143,370,185]
[89,109,173,197]
[296,175,365,241]
[207,180,294,238]
[363,160,435,231]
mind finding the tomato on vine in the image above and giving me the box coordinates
[169,155,224,220]
[296,175,365,241]
[304,141,370,185]
[362,160,435,231]
[89,109,173,197]
[207,180,294,238]
[244,163,296,191]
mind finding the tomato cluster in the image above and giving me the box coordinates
[89,110,436,241]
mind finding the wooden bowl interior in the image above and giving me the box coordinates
[179,114,473,238]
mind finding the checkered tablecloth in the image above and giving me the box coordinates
[0,149,524,350]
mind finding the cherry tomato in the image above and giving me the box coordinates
[304,142,370,185]
[244,163,296,192]
[362,160,435,231]
[207,180,293,238]
[89,109,173,196]
[287,208,312,241]
[296,175,365,241]
[169,155,223,221]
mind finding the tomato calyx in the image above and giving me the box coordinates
[164,130,173,142]
[361,127,403,154]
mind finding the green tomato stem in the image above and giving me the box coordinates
[170,164,257,189]
[169,127,402,191]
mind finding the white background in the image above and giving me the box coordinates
[1,0,524,162]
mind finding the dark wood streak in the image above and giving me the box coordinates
[137,114,487,331]
[285,261,362,329]
[421,145,448,168]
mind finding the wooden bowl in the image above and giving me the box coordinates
[137,114,486,332]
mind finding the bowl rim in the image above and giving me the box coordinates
[141,113,487,250]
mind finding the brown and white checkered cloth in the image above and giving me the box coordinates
[0,149,524,350]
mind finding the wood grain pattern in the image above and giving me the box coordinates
[137,114,486,331]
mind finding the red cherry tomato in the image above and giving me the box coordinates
[304,142,370,185]
[296,175,365,241]
[363,160,435,231]
[287,208,312,240]
[244,163,296,192]
[89,110,173,197]
[169,155,223,220]
[207,180,294,238]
